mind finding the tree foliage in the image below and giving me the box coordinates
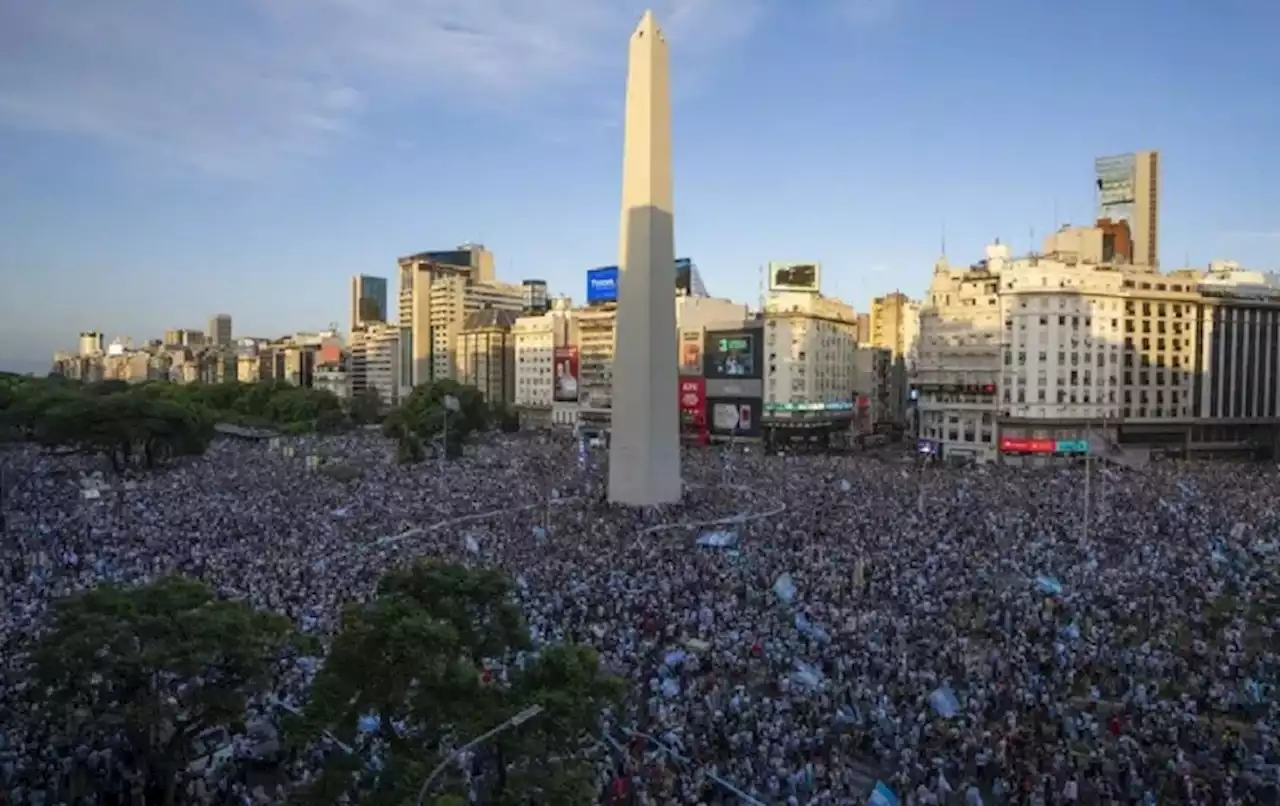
[1,376,216,469]
[384,379,490,463]
[32,577,306,806]
[0,377,347,466]
[293,562,624,805]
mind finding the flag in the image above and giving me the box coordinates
[869,782,900,806]
[443,394,461,412]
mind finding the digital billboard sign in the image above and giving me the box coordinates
[999,437,1091,455]
[586,267,619,304]
[553,346,580,402]
[704,332,759,379]
[768,262,821,293]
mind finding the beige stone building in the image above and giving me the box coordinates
[455,308,518,406]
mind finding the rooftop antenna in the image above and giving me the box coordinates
[1053,197,1059,230]
[758,264,765,312]
[1029,226,1036,255]
[940,222,947,257]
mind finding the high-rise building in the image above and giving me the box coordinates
[350,274,389,330]
[397,244,520,392]
[1095,150,1160,269]
[350,323,401,408]
[78,331,104,357]
[608,11,681,506]
[208,314,233,347]
[513,298,576,425]
[762,292,859,425]
[868,291,920,421]
[521,279,549,314]
[455,308,518,406]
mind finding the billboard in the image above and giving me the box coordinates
[586,266,619,304]
[552,346,579,402]
[707,397,762,438]
[1095,153,1137,209]
[1000,437,1092,455]
[679,376,706,427]
[681,340,701,370]
[704,331,760,379]
[768,262,821,293]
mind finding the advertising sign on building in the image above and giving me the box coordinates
[586,266,619,304]
[768,262,821,293]
[1095,153,1137,209]
[681,340,701,370]
[708,398,762,438]
[679,376,706,427]
[552,346,580,402]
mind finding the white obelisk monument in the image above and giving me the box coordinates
[608,10,681,506]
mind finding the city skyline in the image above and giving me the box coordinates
[3,0,1280,371]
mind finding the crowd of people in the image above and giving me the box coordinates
[0,429,1277,805]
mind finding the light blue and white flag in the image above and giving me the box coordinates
[464,534,480,554]
[929,687,960,718]
[773,573,797,604]
[869,781,900,806]
[1034,575,1063,596]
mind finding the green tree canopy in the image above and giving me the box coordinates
[32,577,307,806]
[1,377,215,468]
[294,562,623,805]
[384,379,490,463]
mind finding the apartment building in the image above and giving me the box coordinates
[208,314,233,347]
[78,332,104,357]
[349,324,401,408]
[455,308,518,406]
[513,299,575,419]
[868,291,920,422]
[396,245,527,392]
[915,248,1006,460]
[762,291,859,428]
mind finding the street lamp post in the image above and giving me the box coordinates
[414,705,544,806]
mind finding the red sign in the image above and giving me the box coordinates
[678,376,706,427]
[553,346,579,402]
[999,437,1055,454]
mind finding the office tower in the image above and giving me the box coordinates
[521,279,549,313]
[608,10,681,506]
[397,244,522,391]
[208,314,233,347]
[349,274,389,330]
[1095,150,1160,269]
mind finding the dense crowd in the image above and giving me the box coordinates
[1,431,1277,805]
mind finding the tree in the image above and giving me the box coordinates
[293,562,624,805]
[348,386,384,425]
[32,577,307,806]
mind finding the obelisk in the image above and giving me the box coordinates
[608,10,681,506]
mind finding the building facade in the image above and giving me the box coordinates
[455,309,518,407]
[513,299,575,422]
[762,291,859,440]
[350,274,389,330]
[208,314,233,347]
[350,324,401,408]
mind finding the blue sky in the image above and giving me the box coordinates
[2,0,1278,372]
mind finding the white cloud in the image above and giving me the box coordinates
[0,0,762,175]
